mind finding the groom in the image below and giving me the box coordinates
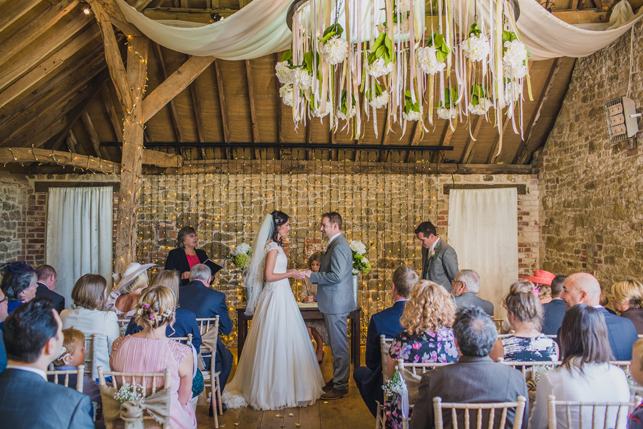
[305,212,355,400]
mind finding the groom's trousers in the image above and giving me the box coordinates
[324,312,351,390]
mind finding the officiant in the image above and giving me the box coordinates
[165,226,222,286]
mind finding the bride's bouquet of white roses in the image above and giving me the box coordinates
[230,243,252,269]
[350,240,372,276]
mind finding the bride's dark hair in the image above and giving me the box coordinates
[270,210,289,247]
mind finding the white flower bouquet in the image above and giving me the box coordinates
[403,90,422,121]
[275,61,294,85]
[467,84,493,115]
[417,33,449,75]
[230,243,252,269]
[114,383,145,403]
[502,32,529,80]
[366,33,395,78]
[366,80,389,109]
[436,87,458,120]
[461,23,490,62]
[319,24,348,65]
[279,84,294,107]
[337,90,356,120]
[350,240,372,275]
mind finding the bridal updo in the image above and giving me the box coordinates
[134,286,176,330]
[270,210,289,247]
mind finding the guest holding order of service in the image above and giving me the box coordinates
[165,226,222,286]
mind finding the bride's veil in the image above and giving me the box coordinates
[243,214,274,316]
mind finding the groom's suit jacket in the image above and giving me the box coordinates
[311,234,356,315]
[421,238,459,290]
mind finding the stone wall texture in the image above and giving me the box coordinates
[0,174,29,263]
[538,21,643,289]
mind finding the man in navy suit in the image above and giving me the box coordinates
[542,274,567,336]
[561,272,638,360]
[0,297,93,428]
[353,265,419,416]
[35,265,65,313]
[179,264,233,394]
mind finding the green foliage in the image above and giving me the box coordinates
[367,33,395,65]
[468,22,482,37]
[404,90,420,113]
[234,254,250,269]
[365,80,384,100]
[352,251,372,275]
[470,84,487,106]
[502,30,518,43]
[282,49,293,66]
[302,50,322,80]
[339,90,356,114]
[427,33,450,63]
[320,23,344,44]
[436,87,457,109]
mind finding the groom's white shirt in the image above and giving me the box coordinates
[327,232,341,245]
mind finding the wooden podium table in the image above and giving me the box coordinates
[236,306,362,366]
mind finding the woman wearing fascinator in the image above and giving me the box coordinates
[223,211,324,410]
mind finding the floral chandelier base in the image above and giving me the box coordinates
[277,0,531,158]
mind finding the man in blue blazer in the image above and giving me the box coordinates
[542,274,567,336]
[0,297,93,428]
[561,272,638,360]
[353,265,419,416]
[179,264,234,394]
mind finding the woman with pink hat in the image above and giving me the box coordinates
[106,262,156,318]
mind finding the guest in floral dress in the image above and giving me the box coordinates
[386,280,459,429]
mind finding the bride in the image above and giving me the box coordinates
[223,210,325,410]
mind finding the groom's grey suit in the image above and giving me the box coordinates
[311,233,356,390]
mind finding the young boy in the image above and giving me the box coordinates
[629,339,643,429]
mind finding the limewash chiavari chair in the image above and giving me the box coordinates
[196,316,221,429]
[170,333,193,346]
[375,335,395,429]
[547,395,641,429]
[84,333,106,380]
[47,364,85,392]
[433,396,527,429]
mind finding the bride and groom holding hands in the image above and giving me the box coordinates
[223,211,356,410]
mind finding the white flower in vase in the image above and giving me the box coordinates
[503,62,528,79]
[279,85,294,107]
[350,240,367,255]
[467,98,494,115]
[417,46,446,75]
[503,39,528,69]
[461,34,490,62]
[369,90,390,109]
[366,58,394,78]
[320,36,349,65]
[235,243,252,255]
[403,109,422,121]
[437,107,457,120]
[352,268,360,275]
[275,61,294,85]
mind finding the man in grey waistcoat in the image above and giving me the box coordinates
[306,212,355,400]
[416,221,459,290]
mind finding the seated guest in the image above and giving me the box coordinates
[538,285,552,304]
[0,288,8,372]
[542,274,567,335]
[521,270,555,300]
[0,298,94,428]
[409,306,529,429]
[301,252,326,363]
[0,261,39,320]
[628,339,643,429]
[561,272,638,360]
[387,280,459,429]
[49,328,101,407]
[106,262,155,318]
[529,305,630,429]
[489,281,558,362]
[179,264,233,393]
[166,226,222,286]
[353,264,418,417]
[452,269,494,316]
[60,274,119,374]
[611,279,643,334]
[35,265,65,313]
[111,286,197,429]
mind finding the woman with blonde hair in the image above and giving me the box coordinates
[612,279,643,334]
[386,280,459,429]
[111,286,197,429]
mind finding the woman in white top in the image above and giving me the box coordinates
[60,274,119,378]
[528,304,630,429]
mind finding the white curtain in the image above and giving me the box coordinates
[46,187,114,309]
[448,188,518,317]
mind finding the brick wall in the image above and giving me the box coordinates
[538,21,643,290]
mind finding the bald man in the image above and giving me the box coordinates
[560,273,638,360]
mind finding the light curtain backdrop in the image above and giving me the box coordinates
[46,187,114,308]
[448,188,518,318]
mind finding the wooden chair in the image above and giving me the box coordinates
[375,335,394,429]
[84,333,105,380]
[97,366,171,429]
[47,364,85,392]
[171,333,193,346]
[433,396,527,429]
[196,316,221,429]
[547,395,640,429]
[499,360,561,381]
[116,318,130,329]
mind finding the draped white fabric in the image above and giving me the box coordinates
[447,188,518,317]
[46,187,114,309]
[117,0,641,61]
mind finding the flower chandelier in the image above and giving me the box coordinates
[278,0,531,158]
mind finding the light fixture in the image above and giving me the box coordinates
[605,97,640,142]
[83,7,91,14]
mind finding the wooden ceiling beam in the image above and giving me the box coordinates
[151,43,184,145]
[213,59,231,159]
[431,122,454,163]
[0,26,100,109]
[101,85,123,142]
[80,110,103,157]
[30,118,68,150]
[245,60,261,160]
[0,148,119,173]
[141,55,215,122]
[67,130,78,153]
[90,0,143,37]
[0,0,41,33]
[460,116,484,163]
[512,58,562,164]
[143,7,239,22]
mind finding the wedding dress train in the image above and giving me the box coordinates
[223,242,324,410]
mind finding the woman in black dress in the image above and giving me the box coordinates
[165,226,221,285]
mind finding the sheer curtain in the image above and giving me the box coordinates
[447,188,518,317]
[46,187,114,309]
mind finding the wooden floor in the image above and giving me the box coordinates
[196,346,374,429]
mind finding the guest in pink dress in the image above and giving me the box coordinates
[110,286,196,429]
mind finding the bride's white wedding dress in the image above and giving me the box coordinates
[223,241,324,410]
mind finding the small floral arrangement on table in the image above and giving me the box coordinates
[230,243,252,269]
[114,383,145,403]
[350,240,372,276]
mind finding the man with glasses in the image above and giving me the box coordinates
[451,269,494,317]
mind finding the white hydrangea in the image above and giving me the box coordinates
[369,91,389,109]
[293,69,313,90]
[366,58,394,78]
[352,268,360,275]
[350,240,367,255]
[275,61,294,85]
[235,243,252,255]
[403,110,422,121]
[337,107,356,120]
[320,36,349,65]
[312,101,331,118]
[437,107,457,120]
[461,34,490,62]
[396,0,412,13]
[503,39,528,69]
[503,62,528,79]
[467,98,493,115]
[279,85,294,106]
[417,46,446,75]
